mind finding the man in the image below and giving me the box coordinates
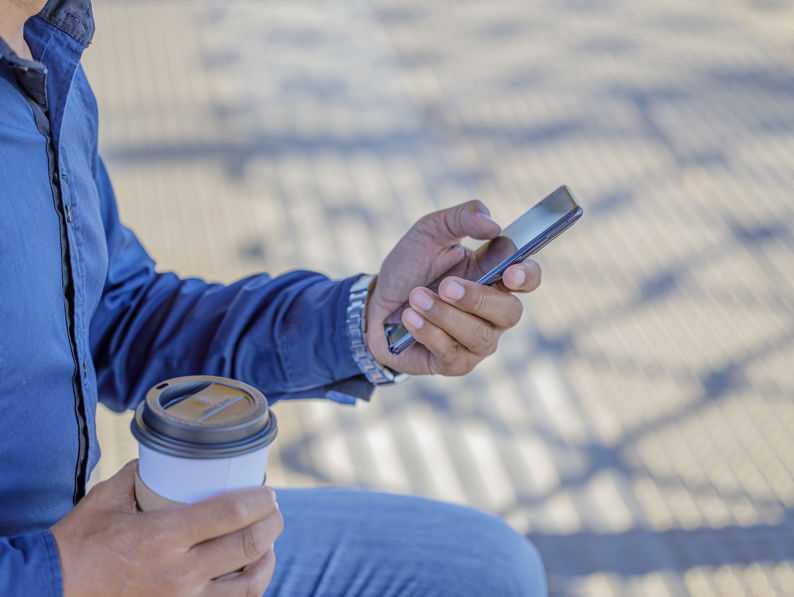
[0,0,546,595]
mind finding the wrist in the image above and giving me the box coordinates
[346,274,408,386]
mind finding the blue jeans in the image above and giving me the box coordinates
[267,488,546,596]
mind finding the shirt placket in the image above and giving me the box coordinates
[12,61,91,504]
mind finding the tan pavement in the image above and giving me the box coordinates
[82,1,794,595]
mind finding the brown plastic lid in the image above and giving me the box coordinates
[130,376,277,458]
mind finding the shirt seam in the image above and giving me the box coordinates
[42,530,65,597]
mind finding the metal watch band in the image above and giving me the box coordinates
[347,274,408,386]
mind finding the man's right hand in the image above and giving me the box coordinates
[50,460,283,597]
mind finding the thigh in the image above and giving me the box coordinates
[265,488,546,597]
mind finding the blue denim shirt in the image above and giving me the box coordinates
[0,1,373,593]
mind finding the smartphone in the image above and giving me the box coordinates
[385,185,582,355]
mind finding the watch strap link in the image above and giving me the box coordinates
[347,275,407,386]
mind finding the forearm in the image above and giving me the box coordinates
[91,268,370,410]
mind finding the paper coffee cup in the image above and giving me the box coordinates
[130,375,277,511]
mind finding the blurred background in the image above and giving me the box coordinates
[82,1,794,595]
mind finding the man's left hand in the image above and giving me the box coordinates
[365,200,541,377]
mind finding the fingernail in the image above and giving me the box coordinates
[443,280,465,300]
[412,290,434,311]
[404,309,424,329]
[511,268,526,287]
[479,213,500,229]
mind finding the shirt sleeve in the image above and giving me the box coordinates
[89,156,374,412]
[0,531,63,597]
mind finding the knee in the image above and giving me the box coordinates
[470,512,547,596]
[275,489,546,596]
[422,503,547,596]
[501,529,546,596]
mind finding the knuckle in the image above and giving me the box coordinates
[487,336,500,357]
[470,289,489,313]
[469,324,494,355]
[507,299,524,327]
[247,554,274,597]
[266,487,278,507]
[274,510,285,538]
[469,199,487,213]
[259,487,276,513]
[439,339,461,365]
[223,498,250,527]
[437,349,468,376]
[452,357,474,376]
[482,340,498,358]
[241,524,267,561]
[428,358,445,376]
[466,356,481,373]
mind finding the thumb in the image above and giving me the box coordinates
[419,200,501,245]
[90,459,139,511]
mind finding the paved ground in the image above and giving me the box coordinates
[82,1,794,595]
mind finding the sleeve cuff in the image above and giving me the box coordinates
[325,376,376,404]
[266,375,375,404]
[277,274,375,405]
[42,530,64,597]
[0,530,64,597]
[272,273,375,404]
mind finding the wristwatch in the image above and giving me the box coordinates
[347,274,408,386]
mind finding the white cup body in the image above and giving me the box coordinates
[138,443,270,504]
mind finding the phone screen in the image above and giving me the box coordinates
[385,186,581,355]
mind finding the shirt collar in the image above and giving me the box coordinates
[0,0,95,64]
[38,0,95,47]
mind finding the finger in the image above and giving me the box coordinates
[495,261,541,293]
[152,486,278,548]
[409,287,498,357]
[191,508,283,579]
[402,307,475,376]
[434,278,524,330]
[419,200,500,245]
[205,546,276,597]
